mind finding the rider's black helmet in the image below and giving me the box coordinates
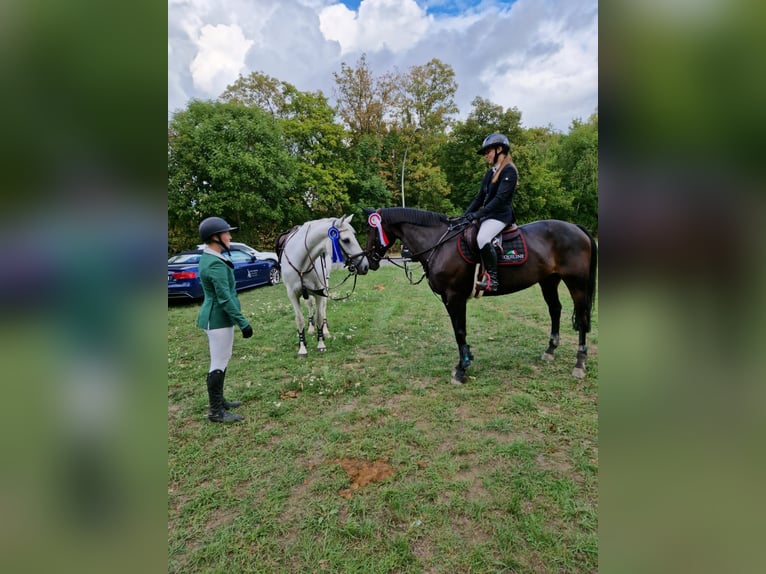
[198,216,237,242]
[477,133,510,155]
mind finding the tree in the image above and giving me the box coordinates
[221,73,355,218]
[397,58,459,133]
[439,97,524,213]
[219,72,286,116]
[277,86,354,217]
[555,112,598,232]
[333,54,397,140]
[167,100,298,253]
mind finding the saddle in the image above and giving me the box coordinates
[457,224,528,265]
[275,225,300,269]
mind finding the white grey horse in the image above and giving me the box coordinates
[276,215,369,357]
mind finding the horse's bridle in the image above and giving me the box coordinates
[282,221,367,299]
[330,223,368,274]
[366,217,470,275]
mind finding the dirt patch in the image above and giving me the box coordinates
[336,457,395,498]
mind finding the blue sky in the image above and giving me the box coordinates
[168,0,596,132]
[337,0,495,16]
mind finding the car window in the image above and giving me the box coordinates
[229,250,253,263]
[169,253,201,264]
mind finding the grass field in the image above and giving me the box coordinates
[168,264,598,573]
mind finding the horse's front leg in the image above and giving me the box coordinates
[444,295,472,385]
[306,297,316,335]
[315,296,328,353]
[289,293,309,357]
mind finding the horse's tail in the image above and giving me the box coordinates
[574,224,598,333]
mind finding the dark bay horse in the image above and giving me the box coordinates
[363,208,597,384]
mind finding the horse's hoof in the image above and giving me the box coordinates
[298,352,308,359]
[572,367,586,379]
[317,348,326,353]
[542,352,555,362]
[451,377,465,385]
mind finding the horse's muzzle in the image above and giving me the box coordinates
[348,254,369,275]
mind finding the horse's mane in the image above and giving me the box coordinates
[380,208,447,227]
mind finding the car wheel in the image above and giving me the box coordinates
[269,267,281,285]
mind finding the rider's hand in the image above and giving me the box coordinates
[241,325,253,338]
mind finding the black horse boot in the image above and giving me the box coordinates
[221,369,241,409]
[476,244,499,292]
[206,369,243,423]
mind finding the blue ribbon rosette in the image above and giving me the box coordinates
[328,226,344,263]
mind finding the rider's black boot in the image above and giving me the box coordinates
[476,244,499,292]
[206,370,243,423]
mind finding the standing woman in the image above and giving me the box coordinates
[196,216,253,423]
[464,133,519,292]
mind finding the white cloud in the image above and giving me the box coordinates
[320,0,431,55]
[168,0,598,132]
[190,23,253,94]
[479,0,598,129]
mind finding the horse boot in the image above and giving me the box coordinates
[221,369,241,409]
[476,243,499,292]
[206,369,243,423]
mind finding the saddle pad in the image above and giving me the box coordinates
[498,232,527,264]
[458,227,528,266]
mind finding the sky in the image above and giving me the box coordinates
[168,0,597,133]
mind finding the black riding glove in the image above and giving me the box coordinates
[241,325,253,338]
[464,211,479,222]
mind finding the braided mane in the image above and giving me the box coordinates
[380,207,447,227]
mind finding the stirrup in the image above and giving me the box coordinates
[475,272,494,291]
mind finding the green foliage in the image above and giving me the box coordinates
[169,63,598,254]
[439,97,525,214]
[511,127,569,223]
[278,87,354,218]
[167,100,298,252]
[344,134,391,212]
[555,113,599,233]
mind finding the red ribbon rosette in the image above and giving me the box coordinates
[367,211,390,247]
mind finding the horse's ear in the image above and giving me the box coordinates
[345,214,354,224]
[362,208,374,217]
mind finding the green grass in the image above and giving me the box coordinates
[168,265,598,573]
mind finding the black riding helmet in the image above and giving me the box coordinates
[477,133,510,155]
[199,216,237,243]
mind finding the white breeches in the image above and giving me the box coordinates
[205,326,234,372]
[477,218,506,248]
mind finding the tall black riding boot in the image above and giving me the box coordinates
[221,369,241,409]
[476,244,499,292]
[206,369,243,423]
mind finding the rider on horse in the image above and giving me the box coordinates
[464,133,519,292]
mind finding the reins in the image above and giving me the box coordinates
[376,218,471,285]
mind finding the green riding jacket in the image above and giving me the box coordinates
[196,248,250,331]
